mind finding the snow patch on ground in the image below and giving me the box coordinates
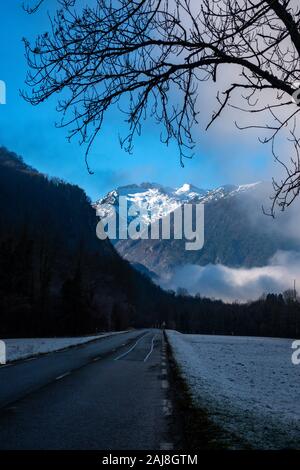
[2,332,126,363]
[167,331,300,449]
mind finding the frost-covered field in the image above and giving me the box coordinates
[167,331,300,449]
[2,331,126,363]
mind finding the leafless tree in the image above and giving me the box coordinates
[23,0,300,214]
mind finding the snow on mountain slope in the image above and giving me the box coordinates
[93,181,300,295]
[94,181,262,226]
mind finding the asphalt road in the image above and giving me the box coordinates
[0,330,171,450]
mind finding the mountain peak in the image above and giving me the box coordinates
[175,183,206,195]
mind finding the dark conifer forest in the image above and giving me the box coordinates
[0,147,299,339]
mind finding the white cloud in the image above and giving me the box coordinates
[161,250,300,303]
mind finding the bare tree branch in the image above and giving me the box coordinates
[23,0,300,213]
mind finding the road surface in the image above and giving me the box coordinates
[0,329,171,450]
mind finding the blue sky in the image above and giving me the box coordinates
[0,1,273,200]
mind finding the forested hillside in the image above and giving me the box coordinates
[0,147,163,336]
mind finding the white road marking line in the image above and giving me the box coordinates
[114,333,148,361]
[160,443,174,450]
[55,372,71,381]
[161,361,166,367]
[143,335,156,362]
[161,379,169,389]
[161,368,167,375]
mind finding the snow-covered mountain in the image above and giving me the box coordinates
[94,181,292,276]
[94,181,261,226]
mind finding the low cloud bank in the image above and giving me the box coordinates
[160,251,300,303]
